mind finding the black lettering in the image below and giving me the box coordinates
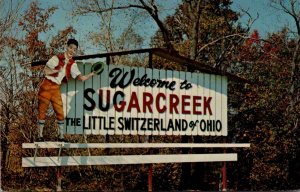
[99,89,110,111]
[154,118,160,131]
[134,118,139,130]
[133,77,140,86]
[200,120,206,131]
[76,118,81,126]
[180,80,188,89]
[169,81,176,91]
[207,120,215,132]
[109,68,135,88]
[139,74,147,86]
[96,117,102,130]
[167,119,174,131]
[109,117,114,130]
[161,119,167,131]
[141,118,147,130]
[148,118,153,131]
[99,116,104,130]
[216,120,222,132]
[118,117,124,130]
[175,119,181,131]
[144,78,151,86]
[124,118,131,130]
[66,117,71,126]
[91,116,97,129]
[83,88,95,111]
[182,119,188,131]
[83,116,91,130]
[149,79,157,87]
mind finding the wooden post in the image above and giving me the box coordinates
[149,51,153,68]
[222,162,227,191]
[106,55,110,65]
[148,135,153,192]
[57,167,62,192]
[222,137,227,191]
[148,164,153,192]
[148,51,153,192]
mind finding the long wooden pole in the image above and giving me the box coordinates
[148,49,153,192]
[222,162,227,191]
[57,167,62,191]
[148,164,153,192]
[148,135,153,192]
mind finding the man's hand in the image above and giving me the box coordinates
[77,72,95,82]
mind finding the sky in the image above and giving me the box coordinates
[37,0,182,54]
[4,0,297,55]
[232,0,295,36]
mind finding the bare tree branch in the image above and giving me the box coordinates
[0,0,24,54]
[73,3,146,15]
[198,33,248,52]
[72,0,174,51]
[240,7,260,32]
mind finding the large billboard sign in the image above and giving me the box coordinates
[61,63,227,136]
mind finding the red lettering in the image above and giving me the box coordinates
[114,91,126,112]
[115,101,126,112]
[127,92,141,112]
[181,95,191,114]
[108,90,213,116]
[169,94,179,114]
[143,92,153,113]
[193,96,202,115]
[204,96,212,115]
[156,93,166,113]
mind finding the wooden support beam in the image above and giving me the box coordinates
[22,153,238,167]
[23,142,250,149]
[30,47,250,84]
[31,48,155,67]
[152,48,251,83]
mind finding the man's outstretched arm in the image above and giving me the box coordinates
[76,72,95,82]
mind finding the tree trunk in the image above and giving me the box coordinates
[189,1,202,60]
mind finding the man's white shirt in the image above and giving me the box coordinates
[45,55,81,85]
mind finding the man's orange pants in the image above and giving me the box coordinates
[38,78,64,122]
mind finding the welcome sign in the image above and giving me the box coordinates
[61,63,227,136]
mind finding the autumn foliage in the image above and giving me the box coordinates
[1,0,300,191]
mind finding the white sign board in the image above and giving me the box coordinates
[61,63,227,136]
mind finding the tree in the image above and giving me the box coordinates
[2,0,299,190]
[72,0,147,66]
[150,0,299,190]
[229,27,299,190]
[1,2,76,190]
[71,0,173,51]
[0,0,24,54]
[218,3,300,188]
[0,0,25,184]
[270,0,299,109]
[150,1,250,190]
[157,0,251,70]
[232,0,300,189]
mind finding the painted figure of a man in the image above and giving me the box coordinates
[37,39,94,141]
